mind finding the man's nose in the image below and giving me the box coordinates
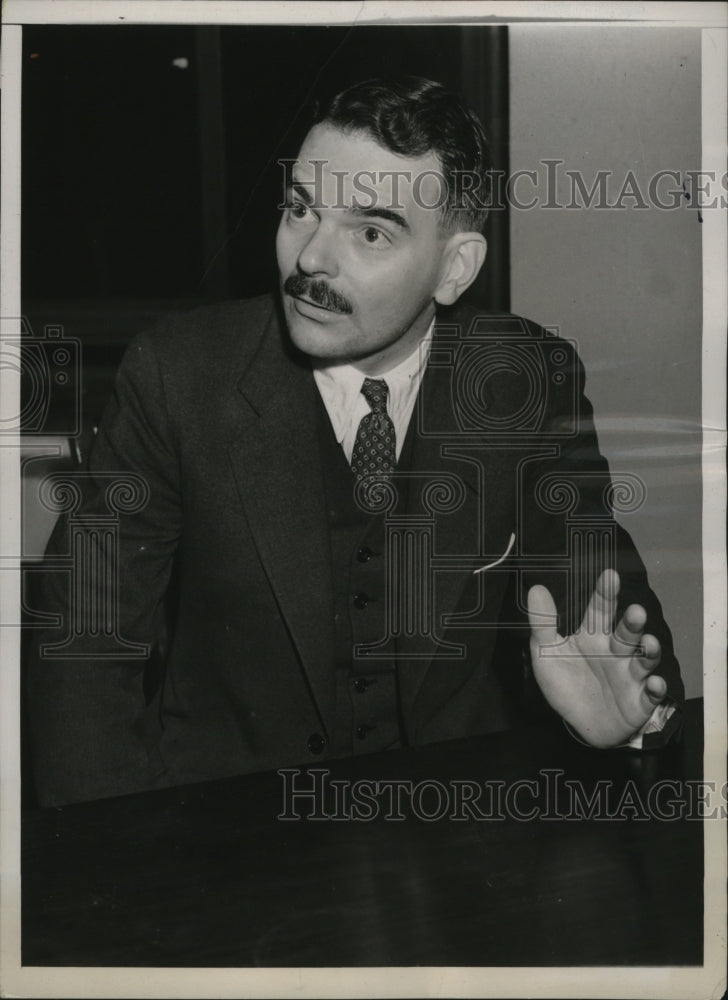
[296,220,339,277]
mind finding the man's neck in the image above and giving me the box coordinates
[349,306,436,376]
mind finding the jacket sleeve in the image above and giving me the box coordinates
[26,331,183,806]
[509,333,685,737]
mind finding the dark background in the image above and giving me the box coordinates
[22,23,509,429]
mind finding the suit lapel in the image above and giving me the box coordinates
[227,307,336,731]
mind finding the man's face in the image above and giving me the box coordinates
[276,123,452,375]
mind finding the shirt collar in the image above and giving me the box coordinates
[312,319,434,445]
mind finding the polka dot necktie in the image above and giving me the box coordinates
[351,378,396,480]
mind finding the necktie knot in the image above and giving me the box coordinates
[361,378,389,416]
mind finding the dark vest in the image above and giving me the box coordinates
[315,389,416,757]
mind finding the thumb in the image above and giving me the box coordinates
[528,584,559,646]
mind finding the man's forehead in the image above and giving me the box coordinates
[291,123,446,216]
[296,122,440,167]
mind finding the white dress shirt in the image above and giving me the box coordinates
[312,320,434,463]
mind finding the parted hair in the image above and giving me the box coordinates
[314,75,492,233]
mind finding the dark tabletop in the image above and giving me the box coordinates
[22,700,703,967]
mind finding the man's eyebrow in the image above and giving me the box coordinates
[288,180,313,205]
[287,179,410,230]
[348,205,410,231]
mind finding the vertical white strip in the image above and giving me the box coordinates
[701,22,728,999]
[0,21,23,993]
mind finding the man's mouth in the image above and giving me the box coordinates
[292,295,337,313]
[283,275,353,315]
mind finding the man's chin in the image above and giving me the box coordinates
[285,311,351,363]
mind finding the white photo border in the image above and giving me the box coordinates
[1,3,726,998]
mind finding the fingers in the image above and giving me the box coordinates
[609,601,663,677]
[581,568,620,636]
[635,632,662,677]
[644,672,667,706]
[611,599,662,683]
[611,603,646,655]
[527,584,559,646]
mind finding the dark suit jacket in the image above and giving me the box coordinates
[26,295,684,806]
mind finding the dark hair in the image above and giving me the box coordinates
[314,76,491,233]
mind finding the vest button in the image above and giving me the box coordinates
[353,592,369,609]
[353,677,371,694]
[357,546,373,563]
[356,724,374,740]
[307,733,326,755]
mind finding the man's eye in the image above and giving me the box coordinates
[362,227,390,247]
[288,201,310,220]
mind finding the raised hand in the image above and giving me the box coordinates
[527,568,667,747]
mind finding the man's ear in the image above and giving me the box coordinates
[434,232,487,306]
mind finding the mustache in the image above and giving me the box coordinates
[283,274,353,315]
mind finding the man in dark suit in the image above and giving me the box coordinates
[27,77,683,807]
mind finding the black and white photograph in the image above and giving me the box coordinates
[0,2,725,997]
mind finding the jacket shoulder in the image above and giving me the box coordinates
[137,294,277,363]
[436,303,587,434]
[441,303,575,350]
[113,294,282,408]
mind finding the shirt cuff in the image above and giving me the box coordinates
[563,700,681,749]
[624,700,677,749]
